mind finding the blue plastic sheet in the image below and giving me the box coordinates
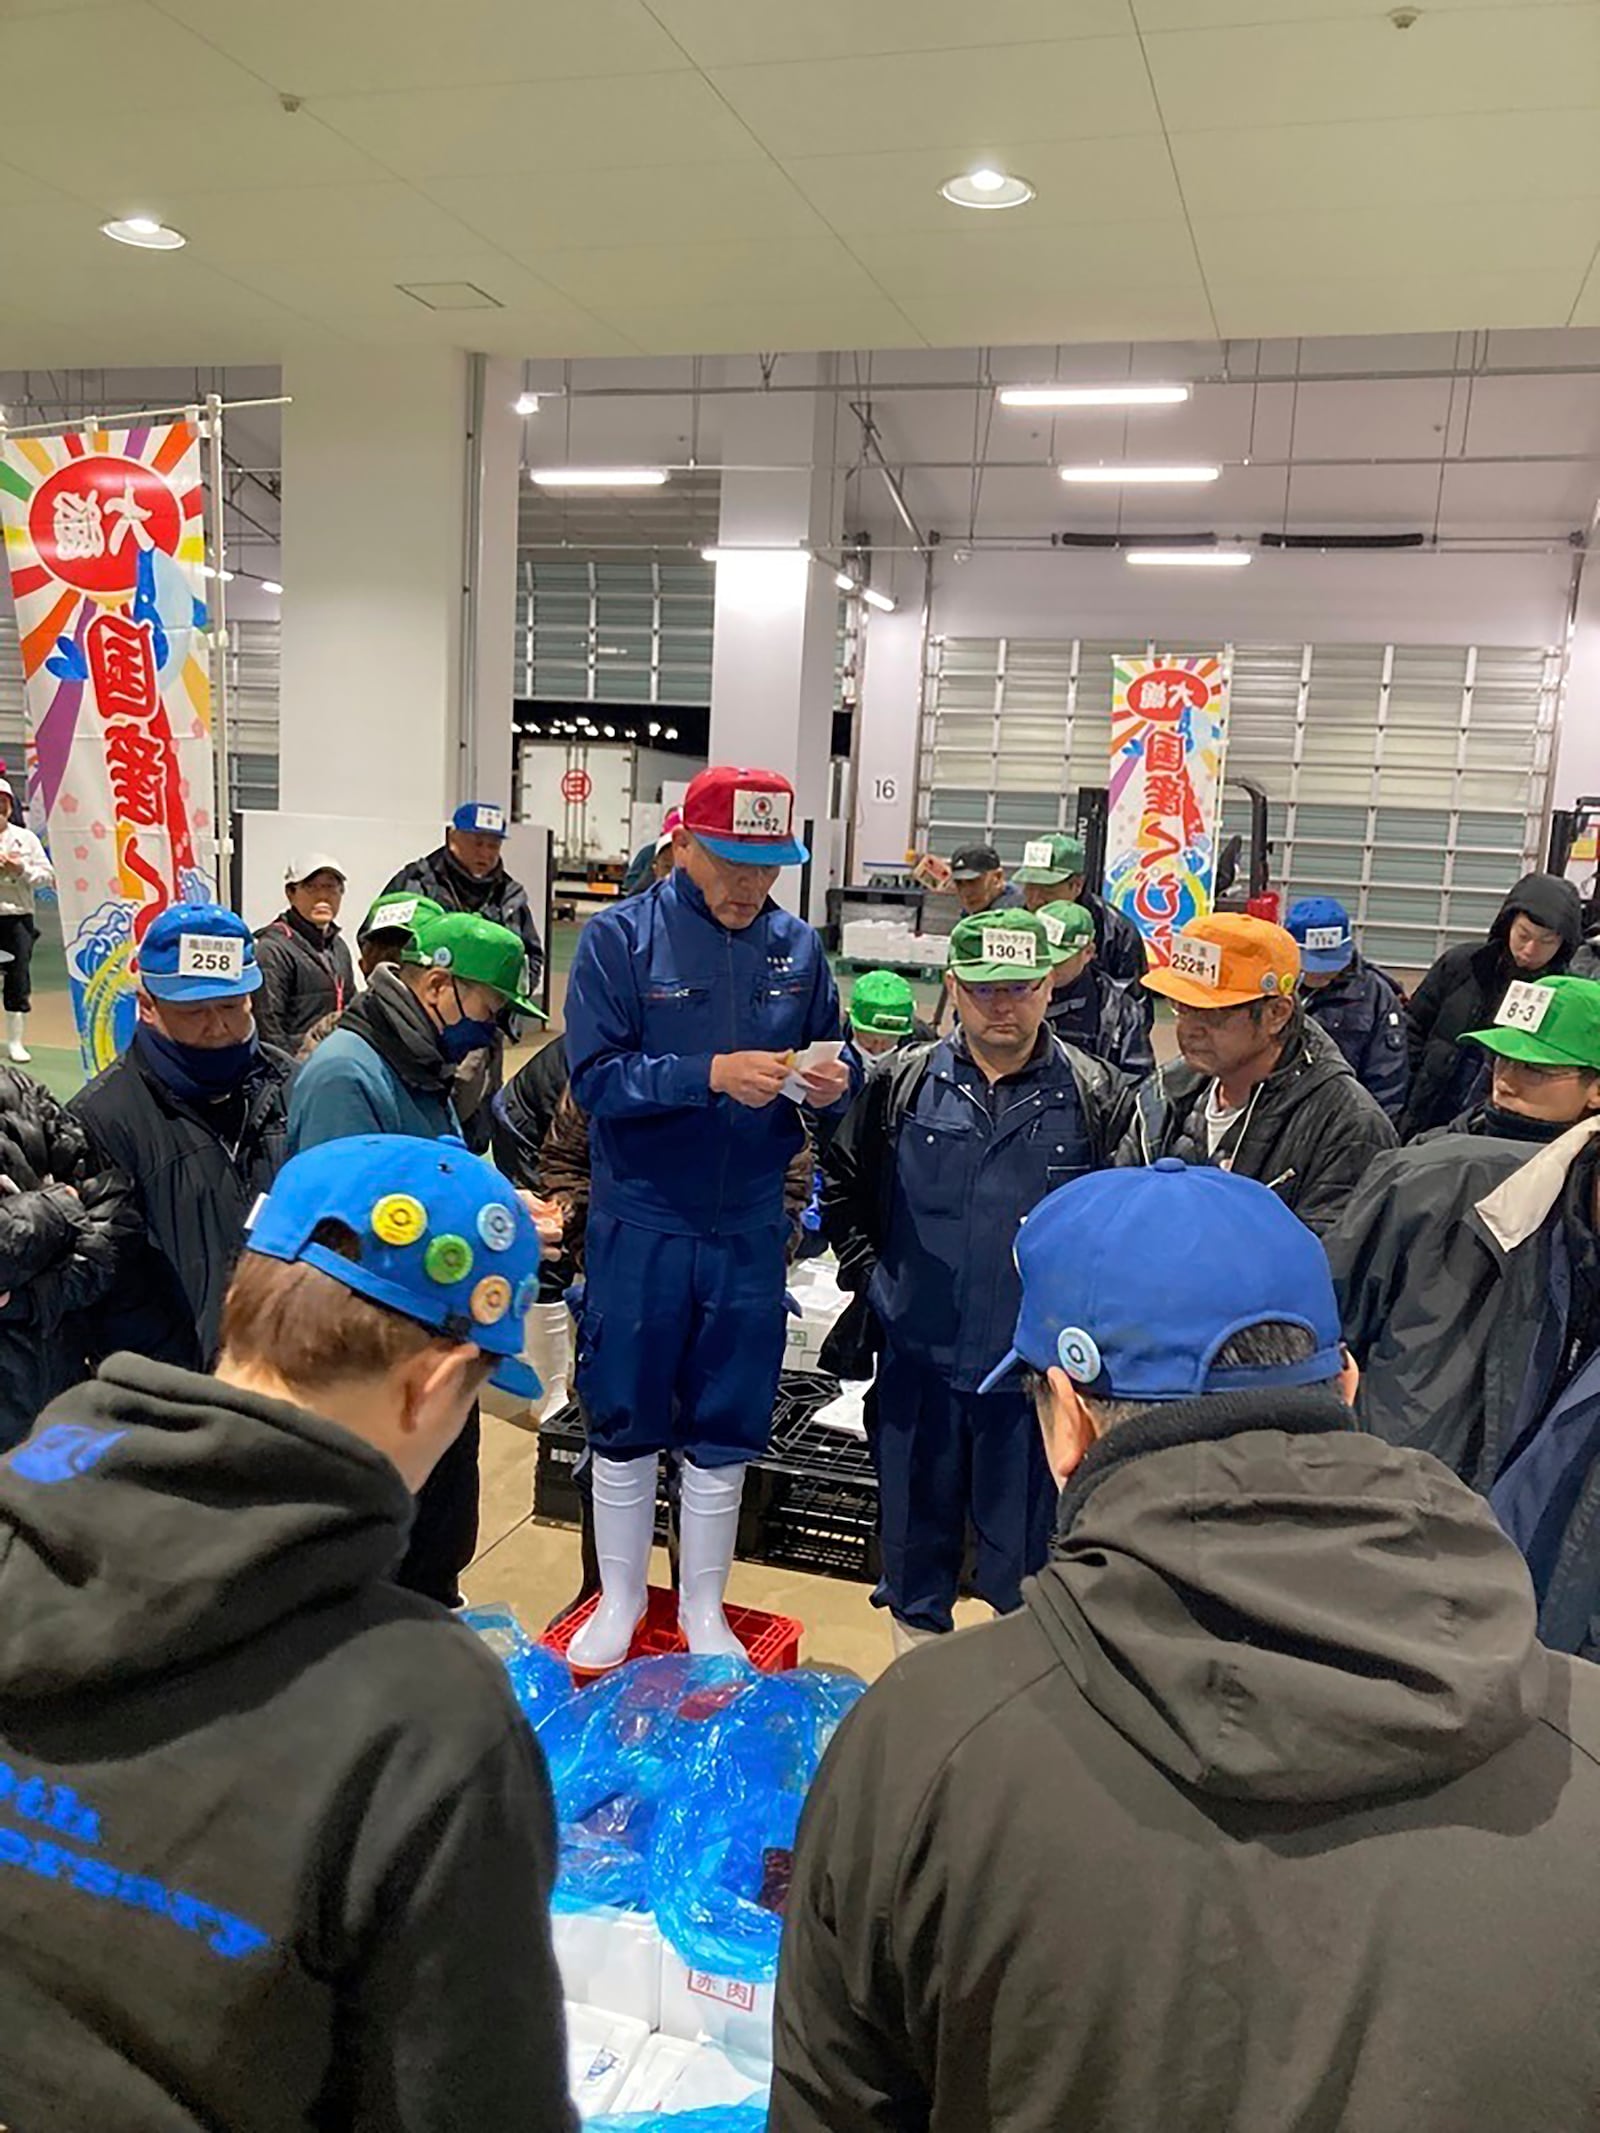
[537,1654,758,1914]
[649,1668,865,1981]
[588,2106,767,2133]
[460,1605,576,1733]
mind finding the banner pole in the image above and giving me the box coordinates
[204,393,234,902]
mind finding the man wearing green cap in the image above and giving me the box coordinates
[844,969,934,1064]
[287,908,555,1606]
[823,909,1131,1652]
[1012,832,1150,1005]
[1329,972,1600,1664]
[1036,900,1154,1080]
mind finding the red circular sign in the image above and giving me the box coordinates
[560,768,593,803]
[1128,666,1209,721]
[29,455,184,598]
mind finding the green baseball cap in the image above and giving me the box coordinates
[359,893,445,948]
[948,910,1055,985]
[1034,900,1096,963]
[403,909,546,1020]
[850,969,917,1036]
[1012,833,1087,887]
[1463,974,1600,1069]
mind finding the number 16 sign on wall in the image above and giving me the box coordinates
[1105,653,1231,968]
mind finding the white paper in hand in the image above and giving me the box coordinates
[781,1038,846,1103]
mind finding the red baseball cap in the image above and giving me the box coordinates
[681,765,808,867]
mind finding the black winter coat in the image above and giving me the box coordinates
[1115,1011,1397,1236]
[383,845,545,992]
[1401,872,1582,1138]
[0,1067,138,1445]
[70,1043,296,1370]
[771,1387,1600,2133]
[252,910,356,1055]
[1302,954,1409,1120]
[1045,964,1154,1081]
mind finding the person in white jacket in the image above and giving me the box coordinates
[0,779,54,1063]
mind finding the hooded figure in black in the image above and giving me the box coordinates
[1402,872,1581,1138]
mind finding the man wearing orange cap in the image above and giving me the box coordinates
[1116,913,1396,1235]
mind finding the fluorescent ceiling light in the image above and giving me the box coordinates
[701,546,811,563]
[260,579,283,596]
[513,391,540,416]
[102,215,185,251]
[835,571,856,591]
[199,564,234,582]
[1126,548,1251,569]
[999,383,1190,409]
[940,167,1035,211]
[1060,464,1219,485]
[862,587,896,613]
[530,467,668,488]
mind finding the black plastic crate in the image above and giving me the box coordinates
[533,1402,672,1544]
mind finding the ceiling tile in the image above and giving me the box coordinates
[153,0,686,97]
[848,220,1201,301]
[606,296,924,357]
[1208,266,1587,339]
[1436,456,1600,532]
[0,3,268,113]
[1194,200,1600,283]
[1572,265,1600,327]
[0,101,389,199]
[156,182,485,262]
[0,161,74,211]
[525,235,896,312]
[220,250,585,326]
[782,137,1183,235]
[425,162,833,255]
[650,0,1133,67]
[1283,376,1456,459]
[707,38,1158,159]
[1133,0,1571,26]
[1144,8,1600,132]
[312,72,758,180]
[1172,111,1600,220]
[897,286,1217,346]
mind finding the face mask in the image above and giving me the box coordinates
[436,980,499,1064]
[140,1024,260,1094]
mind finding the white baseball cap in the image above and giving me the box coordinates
[285,853,346,887]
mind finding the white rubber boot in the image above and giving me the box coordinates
[890,1616,942,1659]
[7,1013,29,1065]
[566,1454,657,1671]
[677,1461,748,1658]
[524,1302,573,1420]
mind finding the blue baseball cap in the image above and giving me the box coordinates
[1286,896,1355,976]
[138,902,262,1003]
[979,1159,1344,1400]
[452,802,507,839]
[244,1134,544,1400]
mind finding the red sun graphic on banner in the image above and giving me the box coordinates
[1126,666,1211,722]
[28,456,184,598]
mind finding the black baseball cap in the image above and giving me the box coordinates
[949,843,1002,880]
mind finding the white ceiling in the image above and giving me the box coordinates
[0,0,1596,365]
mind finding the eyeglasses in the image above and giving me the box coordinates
[956,979,1046,1001]
[1494,1057,1584,1084]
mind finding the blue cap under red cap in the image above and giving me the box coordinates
[979,1159,1344,1401]
[244,1134,543,1400]
[138,902,262,1004]
[1286,896,1354,976]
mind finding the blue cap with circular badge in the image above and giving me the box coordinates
[978,1158,1343,1401]
[243,1134,543,1399]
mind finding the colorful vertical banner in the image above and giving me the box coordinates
[1105,652,1230,966]
[0,422,217,1069]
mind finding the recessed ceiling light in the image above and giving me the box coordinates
[1060,464,1220,485]
[531,467,668,488]
[102,215,185,251]
[1126,548,1251,568]
[260,579,283,596]
[940,167,1035,211]
[1000,384,1190,409]
[513,391,540,416]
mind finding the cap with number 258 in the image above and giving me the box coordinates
[138,902,263,1004]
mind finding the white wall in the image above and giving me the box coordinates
[854,602,923,872]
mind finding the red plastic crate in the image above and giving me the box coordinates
[542,1583,802,1678]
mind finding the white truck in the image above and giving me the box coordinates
[517,740,695,874]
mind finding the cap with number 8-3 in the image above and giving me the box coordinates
[1142,913,1301,1011]
[1465,974,1600,1069]
[137,902,263,1004]
[947,909,1055,984]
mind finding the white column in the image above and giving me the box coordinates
[854,562,926,876]
[277,346,520,824]
[1555,556,1600,808]
[708,358,843,923]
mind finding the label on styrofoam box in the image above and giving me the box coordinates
[612,2033,771,2118]
[1497,980,1555,1034]
[659,1944,776,2062]
[551,1905,663,2030]
[1168,935,1221,988]
[565,2002,650,2121]
[178,934,245,982]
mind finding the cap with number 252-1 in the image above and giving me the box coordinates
[1465,974,1600,1070]
[1142,914,1301,1011]
[137,902,264,1004]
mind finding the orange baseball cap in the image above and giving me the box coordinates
[1143,914,1301,1010]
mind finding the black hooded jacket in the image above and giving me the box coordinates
[1401,872,1582,1138]
[0,1355,574,2133]
[383,845,545,991]
[771,1387,1600,2133]
[252,908,356,1054]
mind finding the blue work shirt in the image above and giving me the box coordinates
[565,868,844,1237]
[870,1032,1095,1390]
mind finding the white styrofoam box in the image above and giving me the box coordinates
[612,2032,771,2117]
[552,1906,662,2029]
[658,1944,777,2063]
[565,2003,650,2121]
[811,1379,869,1437]
[783,1258,850,1370]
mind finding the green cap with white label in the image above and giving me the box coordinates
[947,909,1054,985]
[1463,974,1600,1069]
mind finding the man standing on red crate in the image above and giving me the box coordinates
[562,765,852,1671]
